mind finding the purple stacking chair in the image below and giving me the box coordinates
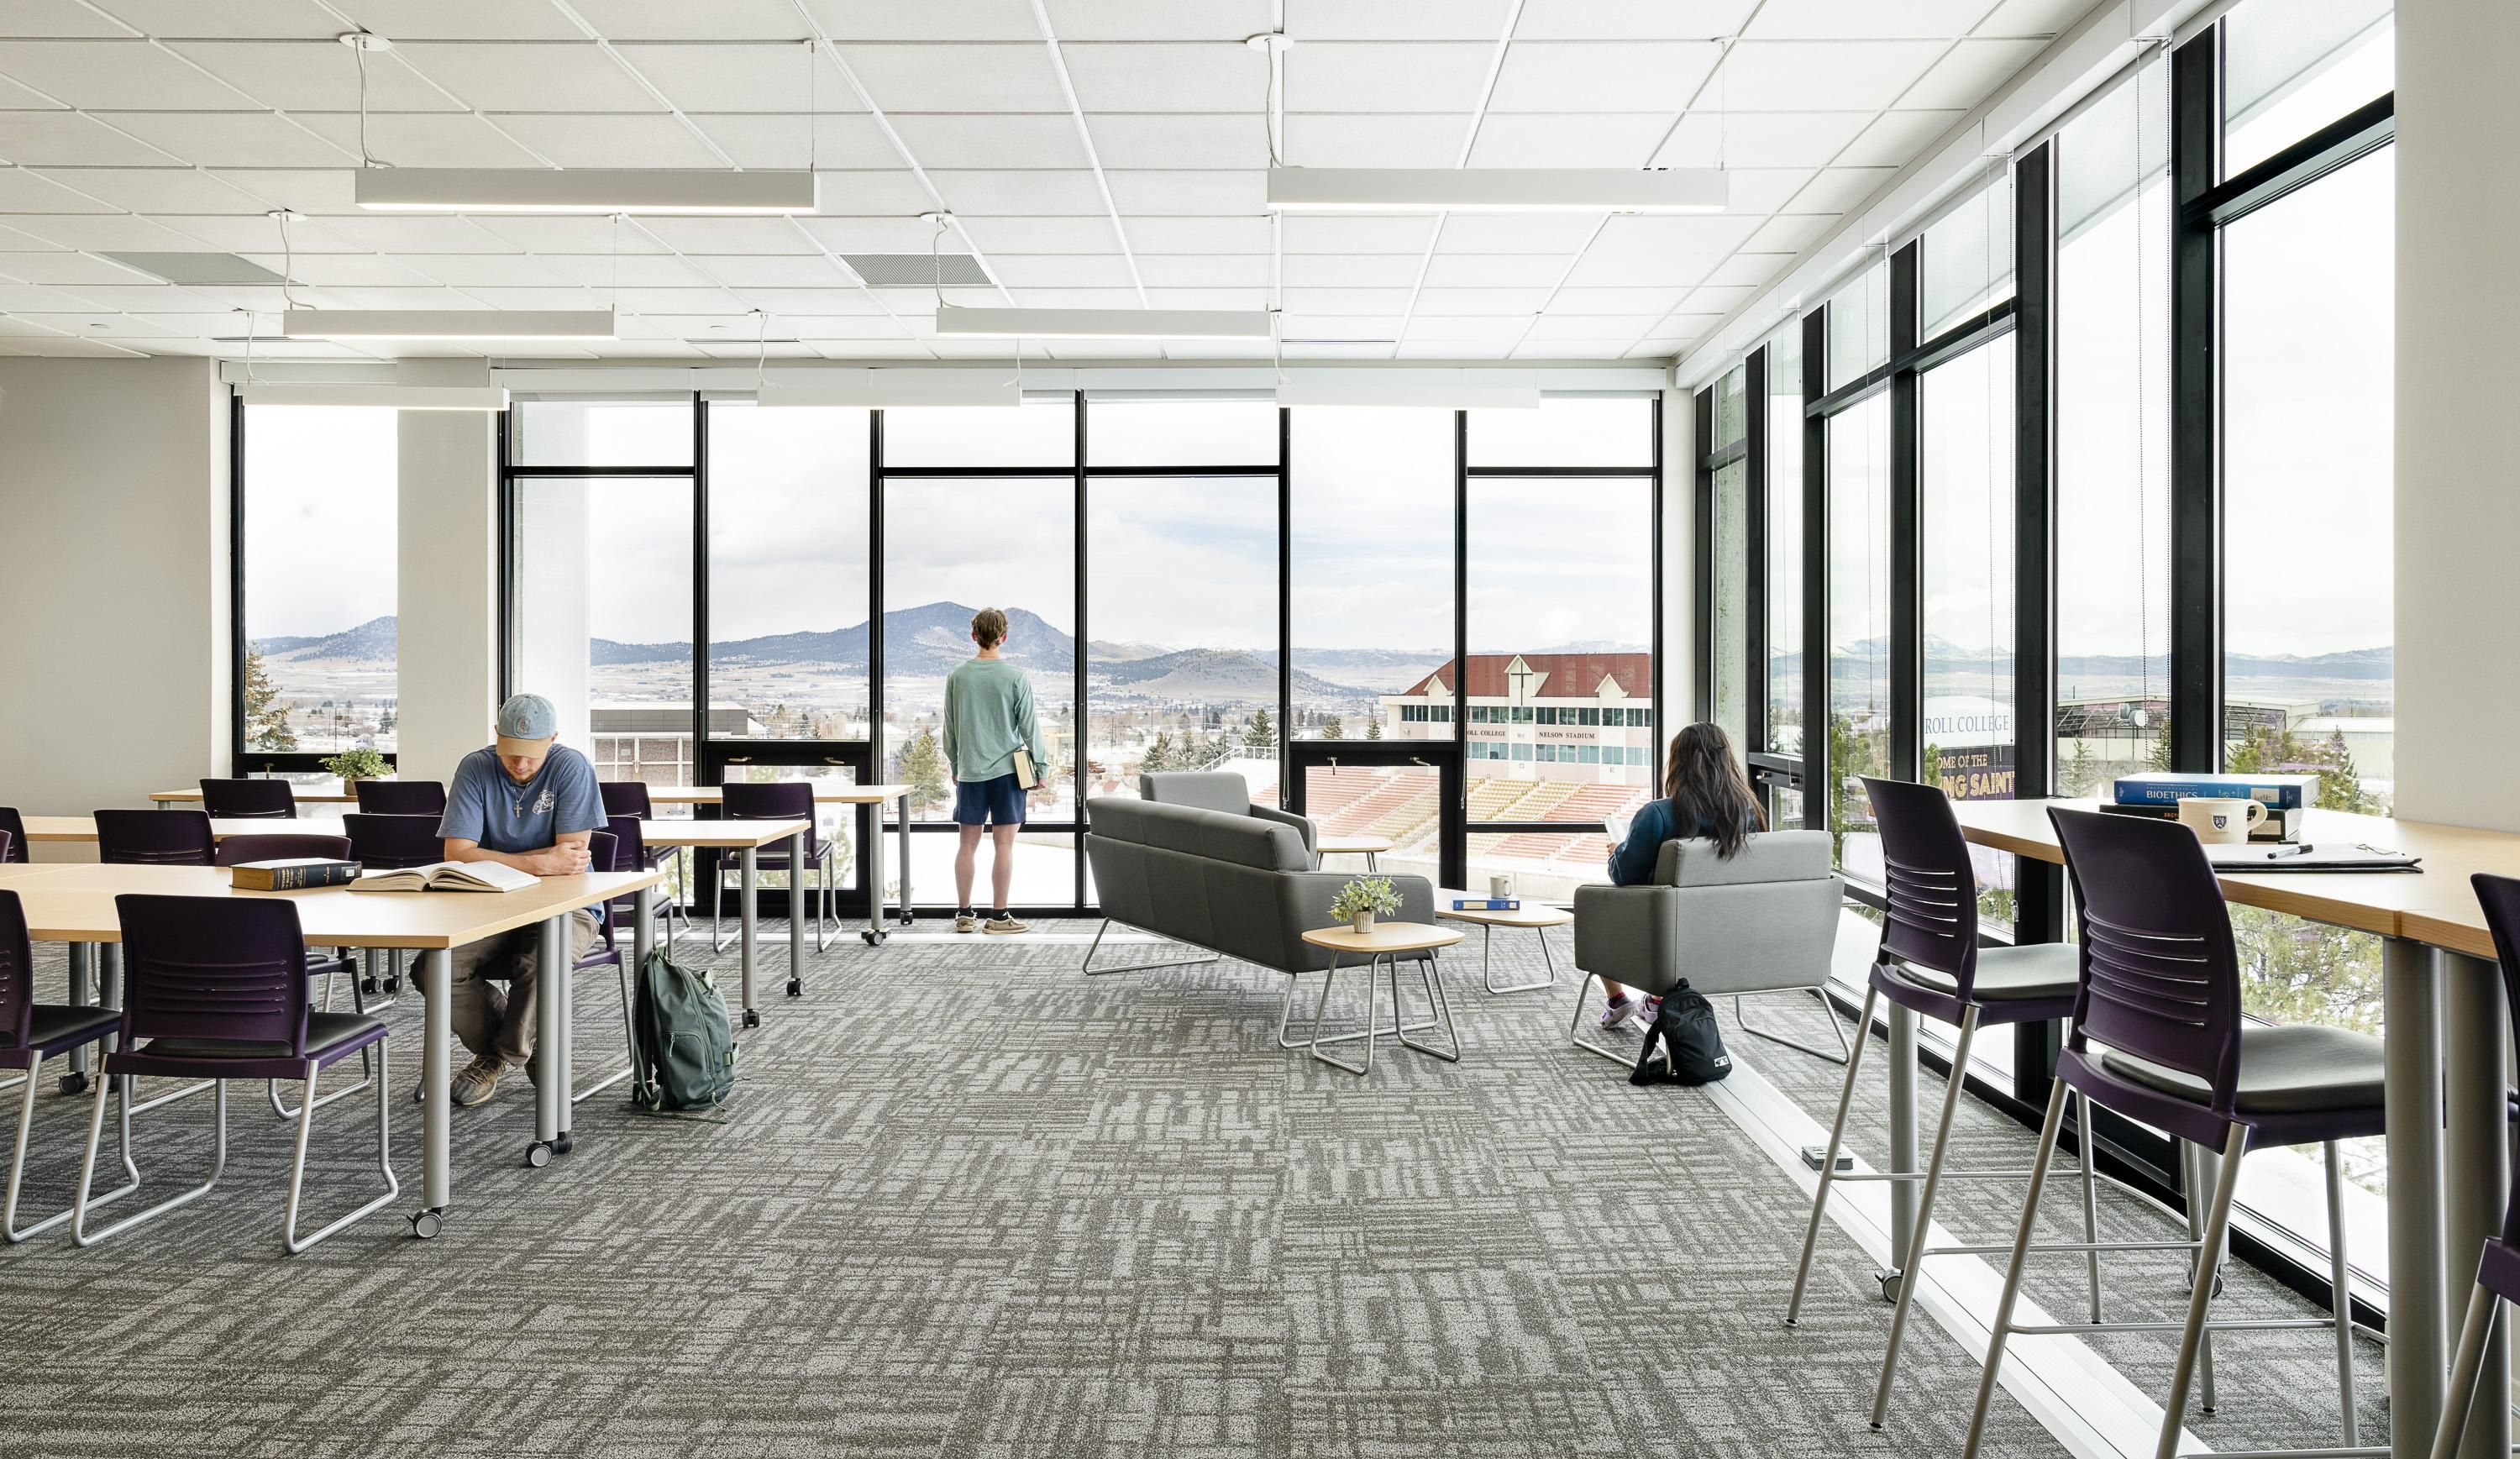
[600,779,689,949]
[568,828,638,1107]
[199,778,297,819]
[214,832,368,1115]
[345,812,449,1000]
[354,779,446,816]
[0,809,27,863]
[1962,808,2384,1459]
[95,809,214,865]
[2432,873,2520,1458]
[1788,777,2098,1427]
[71,895,396,1254]
[713,781,835,973]
[0,888,134,1242]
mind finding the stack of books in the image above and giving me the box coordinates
[2102,772,2320,842]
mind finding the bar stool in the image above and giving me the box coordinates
[2433,871,2520,1458]
[1964,807,2381,1459]
[1783,777,2098,1428]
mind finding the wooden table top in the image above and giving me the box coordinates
[0,863,659,949]
[1317,833,1394,854]
[1948,797,2520,951]
[21,815,352,842]
[636,817,812,849]
[1436,893,1572,929]
[148,780,911,806]
[1301,920,1464,954]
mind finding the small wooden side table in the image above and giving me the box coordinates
[1437,895,1573,994]
[1316,832,1393,872]
[1298,921,1464,1077]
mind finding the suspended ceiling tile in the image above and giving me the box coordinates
[291,112,547,168]
[1121,214,1271,252]
[1719,39,1947,112]
[801,0,1043,40]
[391,41,661,112]
[1282,42,1498,112]
[1284,0,1510,41]
[105,112,355,168]
[1838,108,1966,167]
[1515,0,1759,40]
[931,168,1109,216]
[1043,0,1274,42]
[0,110,186,165]
[1281,213,1441,255]
[611,42,859,113]
[834,44,1068,113]
[1083,113,1266,170]
[1419,253,1568,288]
[1411,286,1552,314]
[1284,112,1463,169]
[889,113,1090,171]
[565,0,812,42]
[489,113,730,169]
[1101,169,1262,216]
[164,39,463,110]
[1746,0,2007,40]
[1280,252,1425,288]
[685,114,896,170]
[1653,109,1875,168]
[638,216,824,255]
[953,214,1121,254]
[29,166,271,212]
[1900,35,2049,110]
[1433,213,1599,253]
[326,2,585,41]
[1468,112,1673,167]
[1060,42,1268,113]
[1488,41,1719,113]
[1127,253,1268,288]
[0,39,260,108]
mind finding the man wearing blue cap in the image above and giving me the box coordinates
[430,692,607,1106]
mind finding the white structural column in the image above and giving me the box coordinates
[395,360,501,784]
[1658,386,1695,740]
[2395,0,2520,830]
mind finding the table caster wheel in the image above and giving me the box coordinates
[741,1009,762,1029]
[861,927,886,947]
[1875,1268,1904,1304]
[384,976,402,994]
[360,977,381,995]
[58,1072,88,1096]
[410,1209,443,1240]
[554,1133,574,1156]
[785,978,803,997]
[527,1141,554,1168]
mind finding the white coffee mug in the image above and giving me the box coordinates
[1488,873,1516,899]
[2177,796,2266,844]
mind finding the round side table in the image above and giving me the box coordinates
[1298,921,1464,1077]
[1437,896,1574,995]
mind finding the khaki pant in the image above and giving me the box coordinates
[441,909,602,1068]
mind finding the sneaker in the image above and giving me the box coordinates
[955,912,980,934]
[449,1055,504,1108]
[983,914,1031,936]
[1641,996,1662,1026]
[1599,995,1639,1031]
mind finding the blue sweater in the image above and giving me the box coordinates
[1606,800,1761,885]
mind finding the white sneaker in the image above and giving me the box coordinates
[983,914,1030,935]
[955,912,979,933]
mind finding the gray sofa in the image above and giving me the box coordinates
[1571,829,1848,1065]
[1138,770,1320,867]
[1082,795,1438,1047]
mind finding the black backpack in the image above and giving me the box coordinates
[630,949,738,1111]
[1630,979,1732,1086]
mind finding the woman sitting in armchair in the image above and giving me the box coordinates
[1594,721,1767,1031]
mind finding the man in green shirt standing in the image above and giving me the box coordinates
[942,606,1050,934]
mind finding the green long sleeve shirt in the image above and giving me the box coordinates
[941,656,1047,783]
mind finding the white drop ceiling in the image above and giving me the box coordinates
[0,0,2097,364]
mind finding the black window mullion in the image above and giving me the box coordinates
[228,390,249,774]
[1074,390,1088,911]
[1800,307,1830,832]
[690,392,709,783]
[1743,346,1770,763]
[1692,385,1715,723]
[2170,29,2223,773]
[1447,408,1469,891]
[1277,405,1293,810]
[1888,239,1923,785]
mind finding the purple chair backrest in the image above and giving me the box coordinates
[96,810,215,867]
[1862,777,1982,993]
[343,813,444,870]
[0,807,25,863]
[2048,807,2244,1107]
[601,815,647,872]
[354,779,447,816]
[200,779,297,819]
[2468,873,2520,1246]
[113,895,310,1053]
[213,832,353,868]
[0,890,31,1050]
[600,781,654,817]
[722,782,817,853]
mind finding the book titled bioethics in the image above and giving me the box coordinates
[230,858,360,890]
[2111,772,2322,810]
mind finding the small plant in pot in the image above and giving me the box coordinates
[322,748,389,784]
[1328,876,1401,935]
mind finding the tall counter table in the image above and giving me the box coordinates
[0,860,660,1241]
[1947,796,2520,1459]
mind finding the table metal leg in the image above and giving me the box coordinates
[554,916,575,1147]
[738,845,760,1029]
[2443,947,2509,1459]
[63,944,92,1091]
[412,949,451,1238]
[2384,933,2447,1458]
[786,829,806,995]
[628,886,654,1095]
[530,914,563,1168]
[1479,922,1559,995]
[97,944,121,1058]
[1885,1002,1919,1300]
[896,793,912,927]
[1307,953,1379,1078]
[859,800,887,946]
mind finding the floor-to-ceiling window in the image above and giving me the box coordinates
[1824,390,1892,885]
[236,403,399,777]
[1704,368,1750,745]
[1763,326,1806,827]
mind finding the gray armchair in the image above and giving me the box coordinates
[1571,829,1849,1066]
[1139,770,1320,868]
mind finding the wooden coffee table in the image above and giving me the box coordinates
[1316,833,1392,872]
[1437,893,1572,994]
[1298,921,1464,1076]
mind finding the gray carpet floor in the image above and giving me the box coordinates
[0,923,2381,1457]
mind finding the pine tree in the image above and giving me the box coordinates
[1364,717,1383,740]
[2148,712,2176,772]
[1242,709,1274,757]
[1320,716,1344,740]
[900,727,950,814]
[243,646,297,751]
[2061,736,2097,796]
[1143,732,1177,773]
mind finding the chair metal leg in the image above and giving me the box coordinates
[1079,918,1223,977]
[4,1051,139,1242]
[1787,985,1878,1326]
[284,1041,400,1254]
[2323,1140,2360,1446]
[1735,987,1854,1065]
[2154,1122,2248,1459]
[75,1074,230,1248]
[2435,1283,2502,1459]
[1871,1006,1978,1428]
[572,960,638,1106]
[269,1030,374,1120]
[1961,1078,2072,1459]
[2078,1089,2106,1324]
[2184,1141,2223,1414]
[1567,972,1643,1066]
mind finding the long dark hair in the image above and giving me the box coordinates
[1662,722,1766,858]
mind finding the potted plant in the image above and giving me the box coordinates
[1328,876,1401,935]
[322,748,389,785]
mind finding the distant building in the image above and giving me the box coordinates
[590,702,762,786]
[1381,653,1655,784]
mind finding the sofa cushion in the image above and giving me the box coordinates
[1656,828,1835,887]
[1140,771,1252,816]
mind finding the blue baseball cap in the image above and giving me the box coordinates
[495,693,559,757]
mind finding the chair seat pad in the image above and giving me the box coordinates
[2101,1023,2386,1115]
[15,1003,120,1053]
[1893,941,2080,1002]
[144,1012,386,1063]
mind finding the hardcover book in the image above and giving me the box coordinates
[2111,772,2322,810]
[230,858,360,891]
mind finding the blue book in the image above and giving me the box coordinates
[1452,897,1522,912]
[2111,772,2322,810]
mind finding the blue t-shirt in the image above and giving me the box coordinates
[438,744,606,855]
[1606,799,1762,886]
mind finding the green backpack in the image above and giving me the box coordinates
[630,949,738,1111]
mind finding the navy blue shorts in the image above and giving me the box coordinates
[953,773,1026,827]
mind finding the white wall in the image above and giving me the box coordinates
[394,360,501,785]
[0,357,230,821]
[2393,0,2520,830]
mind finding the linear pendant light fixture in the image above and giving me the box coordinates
[1265,167,1726,214]
[353,167,823,216]
[239,382,510,411]
[281,309,615,340]
[933,306,1272,340]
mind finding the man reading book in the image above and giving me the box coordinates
[430,692,606,1107]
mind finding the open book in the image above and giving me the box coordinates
[349,859,540,894]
